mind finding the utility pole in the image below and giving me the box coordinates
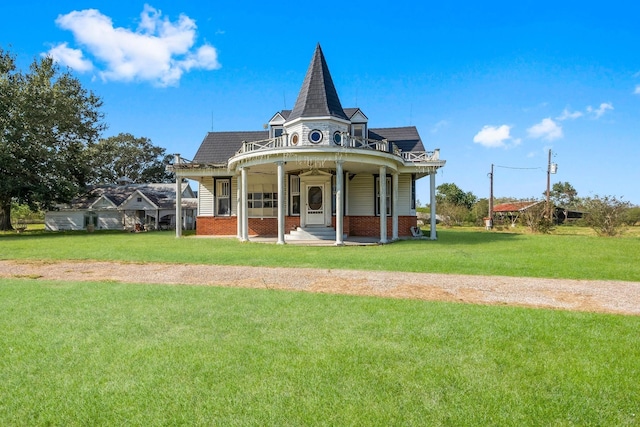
[546,149,558,219]
[546,149,551,218]
[487,164,494,229]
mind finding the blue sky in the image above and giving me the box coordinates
[2,1,639,205]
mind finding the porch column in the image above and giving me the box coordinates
[236,172,242,238]
[392,172,399,241]
[379,166,388,244]
[335,161,344,246]
[430,171,437,240]
[241,167,249,241]
[277,161,285,245]
[155,208,159,230]
[174,154,182,238]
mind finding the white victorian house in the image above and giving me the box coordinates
[171,44,445,244]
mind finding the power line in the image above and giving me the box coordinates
[494,165,542,170]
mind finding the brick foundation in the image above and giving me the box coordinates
[345,216,417,238]
[197,215,416,238]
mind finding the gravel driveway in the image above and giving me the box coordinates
[1,260,639,316]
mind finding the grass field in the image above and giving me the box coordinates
[1,279,639,426]
[1,227,639,281]
[1,228,639,425]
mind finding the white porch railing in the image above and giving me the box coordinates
[235,134,439,164]
[238,136,286,153]
[401,149,440,162]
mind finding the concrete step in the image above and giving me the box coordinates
[287,226,344,241]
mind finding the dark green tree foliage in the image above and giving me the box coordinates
[435,183,478,226]
[0,49,105,230]
[435,183,477,210]
[547,181,579,207]
[86,133,173,184]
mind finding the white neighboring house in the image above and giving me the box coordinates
[45,183,197,231]
[170,44,446,244]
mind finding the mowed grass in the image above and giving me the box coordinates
[1,228,639,281]
[1,279,639,426]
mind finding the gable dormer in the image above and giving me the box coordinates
[344,108,368,140]
[268,110,290,139]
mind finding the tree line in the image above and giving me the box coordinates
[1,48,173,230]
[431,181,639,237]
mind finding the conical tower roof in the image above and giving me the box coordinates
[287,44,348,122]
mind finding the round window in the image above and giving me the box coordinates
[333,131,342,145]
[291,133,299,145]
[309,130,323,144]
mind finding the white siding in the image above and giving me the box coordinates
[198,178,214,216]
[45,212,84,231]
[120,191,155,211]
[397,174,413,216]
[231,176,238,216]
[98,212,122,230]
[348,174,374,216]
[93,198,116,209]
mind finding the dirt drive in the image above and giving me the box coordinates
[1,260,639,316]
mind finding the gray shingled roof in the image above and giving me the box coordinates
[343,108,368,121]
[287,44,348,122]
[192,131,269,164]
[368,126,426,152]
[67,183,191,210]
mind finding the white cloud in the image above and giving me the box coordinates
[45,42,94,72]
[473,125,514,148]
[430,120,450,134]
[527,118,563,141]
[586,102,613,119]
[556,108,583,121]
[49,5,220,86]
[634,85,640,95]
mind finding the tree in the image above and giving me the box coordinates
[547,181,579,207]
[85,133,174,184]
[582,195,631,237]
[623,206,640,226]
[436,183,477,209]
[0,49,105,230]
[472,198,489,226]
[435,183,477,226]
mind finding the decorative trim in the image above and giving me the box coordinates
[309,129,323,144]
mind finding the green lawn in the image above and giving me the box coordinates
[1,228,639,281]
[1,279,638,426]
[2,228,639,425]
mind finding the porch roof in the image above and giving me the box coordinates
[191,126,426,166]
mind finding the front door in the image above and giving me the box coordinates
[306,185,325,225]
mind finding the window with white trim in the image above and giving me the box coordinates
[411,174,416,210]
[375,175,392,216]
[290,175,300,216]
[351,124,365,140]
[248,184,278,217]
[215,178,231,216]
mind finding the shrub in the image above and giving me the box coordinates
[582,195,631,237]
[519,201,555,234]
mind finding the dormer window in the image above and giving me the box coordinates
[271,126,284,139]
[351,124,365,140]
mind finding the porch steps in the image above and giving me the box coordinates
[287,226,344,241]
